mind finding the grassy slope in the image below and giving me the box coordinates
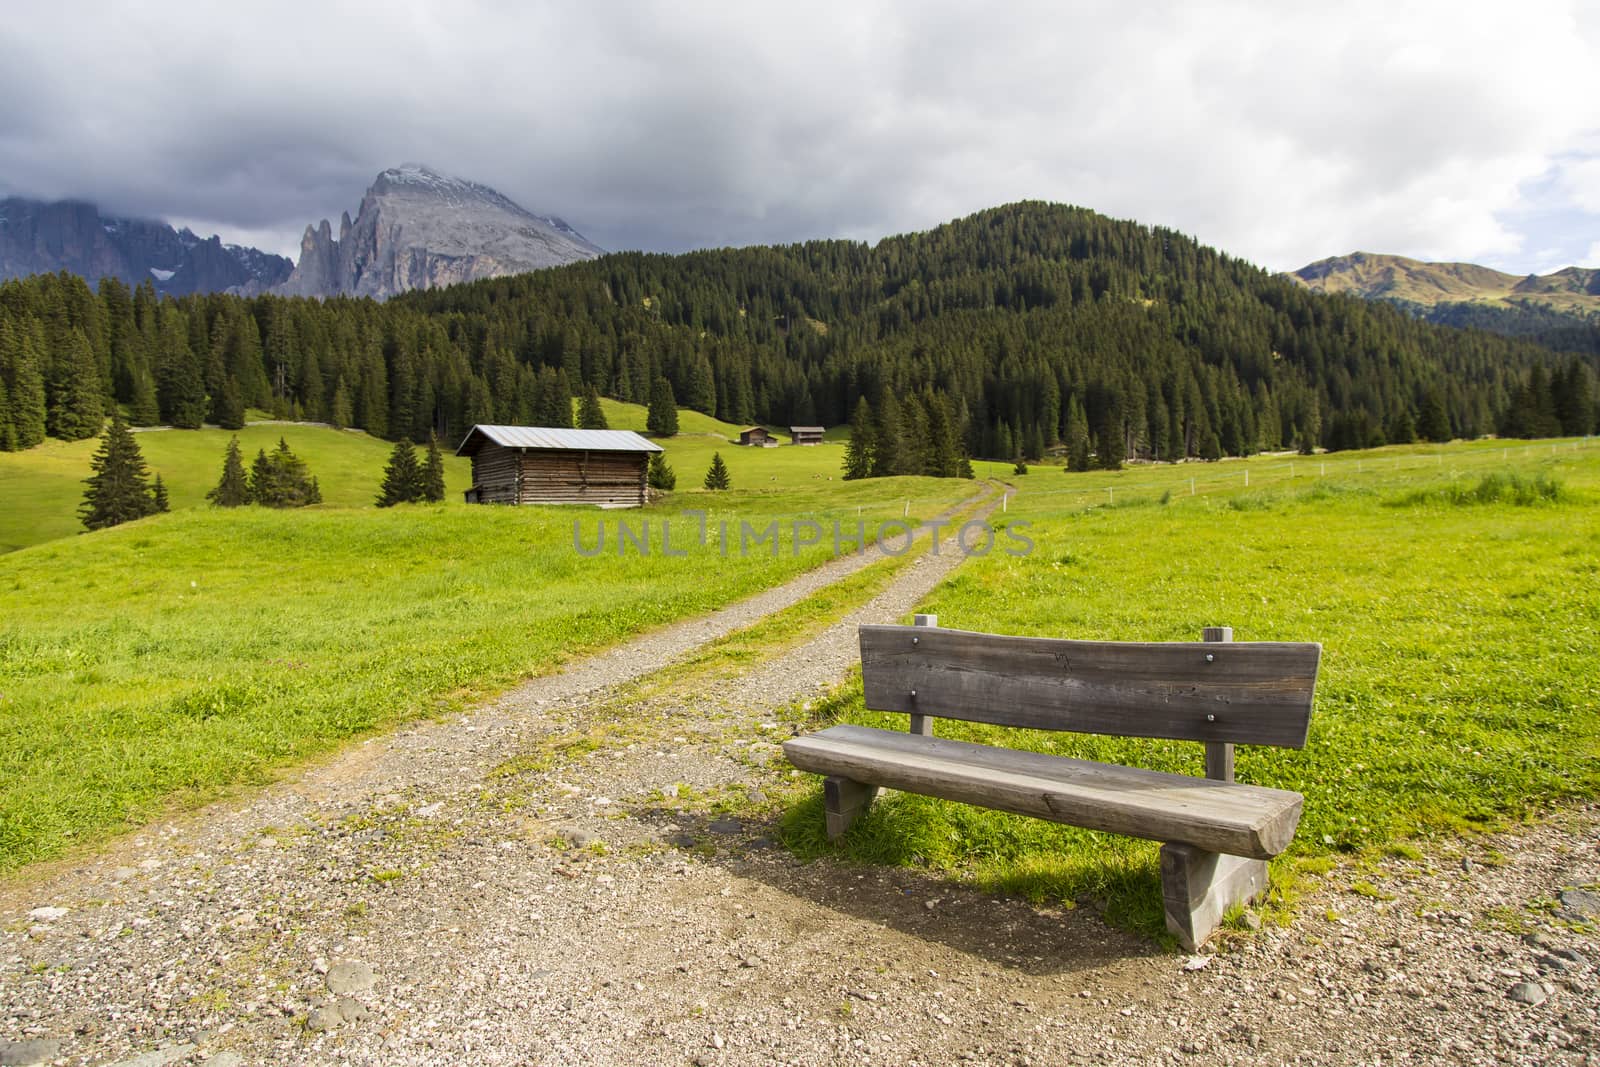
[0,473,980,871]
[0,401,890,555]
[0,422,473,554]
[1289,252,1600,314]
[598,397,851,493]
[595,397,1018,490]
[784,439,1600,936]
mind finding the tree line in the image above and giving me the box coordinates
[3,202,1595,468]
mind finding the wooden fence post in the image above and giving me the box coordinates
[1202,626,1234,782]
[910,614,937,736]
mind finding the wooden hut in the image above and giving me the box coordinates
[737,426,776,447]
[789,425,825,446]
[456,425,662,508]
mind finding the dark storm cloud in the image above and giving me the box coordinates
[2,1,1598,271]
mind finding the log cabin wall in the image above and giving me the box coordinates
[467,443,646,507]
[516,448,647,508]
[468,443,521,503]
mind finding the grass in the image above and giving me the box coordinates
[0,475,979,872]
[1,399,1002,554]
[1389,470,1566,507]
[487,489,996,784]
[0,419,474,554]
[781,438,1600,940]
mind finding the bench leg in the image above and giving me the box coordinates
[1160,842,1269,951]
[823,776,880,840]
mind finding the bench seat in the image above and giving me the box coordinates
[783,724,1304,860]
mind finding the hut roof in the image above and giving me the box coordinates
[455,425,664,457]
[788,426,825,434]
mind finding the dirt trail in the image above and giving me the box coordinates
[2,489,1596,1067]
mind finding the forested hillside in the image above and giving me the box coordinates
[1,202,1592,464]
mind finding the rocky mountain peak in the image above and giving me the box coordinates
[276,165,603,300]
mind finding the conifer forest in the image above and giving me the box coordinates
[2,203,1594,470]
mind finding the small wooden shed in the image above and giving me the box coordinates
[738,426,776,447]
[456,425,662,508]
[789,425,825,446]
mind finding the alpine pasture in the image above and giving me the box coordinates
[783,437,1600,936]
[0,405,979,870]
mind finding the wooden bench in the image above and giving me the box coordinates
[782,615,1321,950]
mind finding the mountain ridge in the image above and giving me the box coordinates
[1287,251,1600,315]
[276,164,604,300]
[0,197,292,296]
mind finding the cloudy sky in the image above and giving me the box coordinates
[4,1,1599,274]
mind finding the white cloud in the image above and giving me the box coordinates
[1559,159,1600,214]
[1,0,1597,271]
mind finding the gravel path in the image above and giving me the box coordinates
[3,491,1596,1067]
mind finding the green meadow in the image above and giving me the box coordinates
[0,418,473,554]
[0,403,983,869]
[0,398,1015,556]
[783,438,1600,936]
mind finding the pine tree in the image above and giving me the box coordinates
[1064,397,1091,471]
[1297,397,1321,455]
[1554,359,1595,436]
[922,391,961,477]
[1418,390,1452,443]
[155,316,206,429]
[0,371,13,451]
[577,386,609,429]
[1013,456,1028,475]
[6,318,48,448]
[208,436,251,506]
[899,394,929,476]
[129,365,160,426]
[211,375,245,430]
[1093,389,1125,470]
[537,367,574,428]
[687,355,716,414]
[647,377,679,435]
[251,438,320,507]
[249,448,277,504]
[79,414,159,530]
[702,450,731,490]
[377,440,422,506]
[152,474,169,513]
[48,328,105,441]
[330,377,353,429]
[647,451,677,491]
[842,396,875,479]
[421,433,447,502]
[1387,408,1417,445]
[872,392,903,477]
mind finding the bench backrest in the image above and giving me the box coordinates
[859,623,1320,748]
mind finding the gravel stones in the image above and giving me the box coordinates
[307,997,368,1032]
[1559,887,1600,920]
[555,826,596,849]
[0,1040,60,1066]
[1507,981,1551,1006]
[325,960,374,995]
